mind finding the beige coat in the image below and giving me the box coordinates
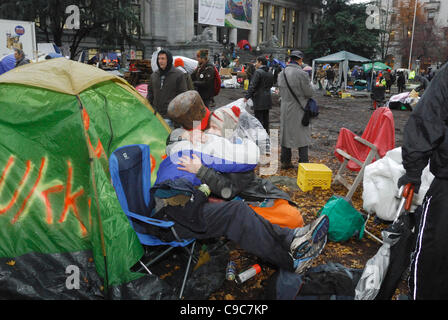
[277,63,314,148]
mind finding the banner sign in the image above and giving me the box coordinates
[198,0,226,27]
[225,0,253,30]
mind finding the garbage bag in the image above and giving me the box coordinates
[355,228,401,300]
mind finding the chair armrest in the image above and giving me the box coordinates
[126,211,174,228]
[354,136,378,152]
[335,148,364,167]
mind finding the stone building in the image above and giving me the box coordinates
[51,0,320,63]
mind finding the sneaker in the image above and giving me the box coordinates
[290,215,329,274]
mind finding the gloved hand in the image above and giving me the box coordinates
[397,173,421,194]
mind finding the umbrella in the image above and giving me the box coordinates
[0,54,16,75]
[362,62,390,72]
[273,59,286,68]
[303,66,312,71]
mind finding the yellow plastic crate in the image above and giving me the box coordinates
[297,163,332,192]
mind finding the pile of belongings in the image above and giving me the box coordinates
[222,76,241,89]
[386,90,419,111]
[362,147,434,221]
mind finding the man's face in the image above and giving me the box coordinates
[196,54,206,65]
[158,53,168,70]
[255,60,262,68]
[14,51,22,61]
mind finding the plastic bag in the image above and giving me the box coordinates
[151,50,198,74]
[220,99,271,156]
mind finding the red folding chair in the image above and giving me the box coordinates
[333,107,395,201]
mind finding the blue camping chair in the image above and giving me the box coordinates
[109,144,196,299]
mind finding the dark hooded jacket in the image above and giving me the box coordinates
[245,65,274,110]
[147,49,188,117]
[191,59,216,105]
[402,63,448,180]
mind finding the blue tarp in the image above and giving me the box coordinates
[0,54,16,75]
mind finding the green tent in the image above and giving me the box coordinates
[0,58,173,299]
[362,61,390,72]
[311,51,371,89]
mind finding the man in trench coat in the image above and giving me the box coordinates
[277,50,314,169]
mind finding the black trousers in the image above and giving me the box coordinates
[174,200,295,271]
[409,177,448,300]
[281,146,309,164]
[254,109,270,133]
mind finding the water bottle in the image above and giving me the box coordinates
[236,264,261,284]
[226,261,237,281]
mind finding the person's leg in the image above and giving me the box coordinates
[175,200,295,270]
[280,146,293,169]
[298,146,309,163]
[409,178,448,300]
[262,110,270,134]
[174,200,329,273]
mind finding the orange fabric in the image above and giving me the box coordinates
[174,58,184,68]
[335,107,395,171]
[249,199,304,229]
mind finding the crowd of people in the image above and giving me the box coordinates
[141,44,448,299]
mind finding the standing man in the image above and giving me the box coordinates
[147,49,188,119]
[14,49,30,67]
[398,62,448,300]
[397,71,406,93]
[326,66,335,88]
[191,49,216,109]
[277,50,313,169]
[244,56,274,133]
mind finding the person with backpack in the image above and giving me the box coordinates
[244,56,274,133]
[192,49,218,108]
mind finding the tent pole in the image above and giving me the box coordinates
[311,60,315,85]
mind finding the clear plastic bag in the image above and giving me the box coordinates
[219,99,271,156]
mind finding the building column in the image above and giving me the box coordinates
[168,0,195,44]
[302,11,310,47]
[211,26,218,42]
[142,0,152,37]
[230,27,238,45]
[286,9,293,48]
[248,0,259,47]
[297,10,304,48]
[266,4,273,41]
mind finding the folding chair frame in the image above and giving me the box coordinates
[109,144,197,299]
[333,137,384,244]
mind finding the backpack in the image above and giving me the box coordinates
[305,98,319,118]
[213,66,221,96]
[318,195,365,242]
[265,263,363,300]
